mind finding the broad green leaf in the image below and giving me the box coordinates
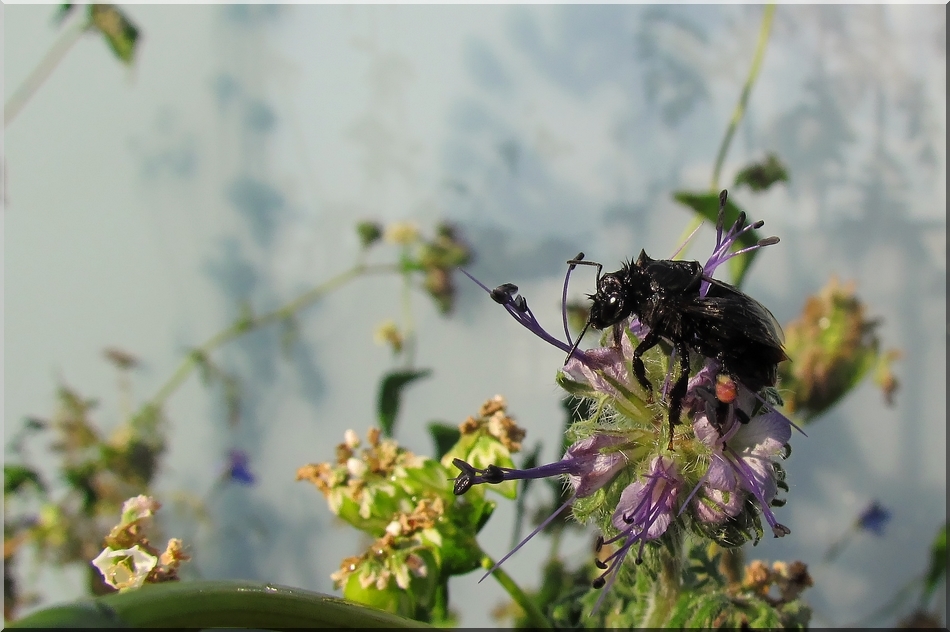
[9,601,127,628]
[426,421,460,460]
[9,580,426,628]
[673,191,765,288]
[377,369,431,437]
[89,5,139,65]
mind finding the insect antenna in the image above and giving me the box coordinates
[564,318,593,365]
[562,254,603,365]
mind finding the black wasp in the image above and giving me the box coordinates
[566,190,787,450]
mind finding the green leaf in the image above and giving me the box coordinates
[356,221,383,248]
[734,153,789,192]
[377,369,431,437]
[922,522,947,604]
[9,580,427,628]
[89,4,139,65]
[9,600,128,628]
[672,191,765,287]
[427,422,460,460]
[23,416,48,431]
[4,464,47,496]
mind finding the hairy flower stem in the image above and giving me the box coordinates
[5,17,91,127]
[718,544,745,586]
[144,263,400,413]
[481,555,553,629]
[642,537,684,627]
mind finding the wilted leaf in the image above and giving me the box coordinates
[89,4,139,65]
[734,153,789,192]
[778,277,895,422]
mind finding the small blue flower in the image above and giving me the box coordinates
[856,500,891,536]
[225,449,256,485]
[823,500,893,562]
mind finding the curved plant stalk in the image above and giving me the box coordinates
[710,4,777,191]
[144,262,399,413]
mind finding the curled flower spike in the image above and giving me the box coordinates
[592,456,682,610]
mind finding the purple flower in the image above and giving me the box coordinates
[699,207,778,298]
[691,408,791,538]
[453,434,629,579]
[856,501,891,536]
[225,449,256,486]
[452,434,628,498]
[562,333,635,400]
[591,456,682,608]
[459,270,591,365]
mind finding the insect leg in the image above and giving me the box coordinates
[564,257,603,285]
[631,328,661,394]
[666,340,692,451]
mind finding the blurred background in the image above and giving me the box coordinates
[4,4,945,627]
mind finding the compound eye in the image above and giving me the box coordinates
[602,293,624,321]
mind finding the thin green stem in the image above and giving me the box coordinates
[144,262,398,411]
[482,555,553,629]
[5,18,91,127]
[674,4,776,259]
[710,3,776,192]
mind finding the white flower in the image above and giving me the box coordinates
[346,457,367,478]
[343,429,360,449]
[92,545,158,591]
[120,495,160,525]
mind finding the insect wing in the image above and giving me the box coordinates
[701,277,786,347]
[642,258,703,295]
